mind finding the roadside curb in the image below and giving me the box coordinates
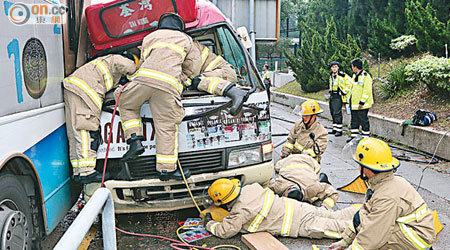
[271,91,450,161]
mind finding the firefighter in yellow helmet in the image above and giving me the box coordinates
[186,40,247,116]
[281,99,328,162]
[116,13,201,181]
[63,53,138,184]
[330,138,436,250]
[268,154,339,210]
[347,58,373,143]
[205,178,359,239]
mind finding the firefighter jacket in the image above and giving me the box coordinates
[281,119,328,162]
[206,183,358,239]
[350,70,373,110]
[329,71,352,103]
[341,171,436,250]
[130,29,200,97]
[63,54,137,120]
[269,154,339,210]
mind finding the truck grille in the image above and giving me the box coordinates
[125,149,226,179]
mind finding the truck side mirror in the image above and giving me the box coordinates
[236,27,252,49]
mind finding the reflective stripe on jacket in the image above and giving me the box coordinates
[350,70,373,110]
[329,71,352,103]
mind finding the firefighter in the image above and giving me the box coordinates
[281,99,328,162]
[347,58,373,143]
[187,40,247,116]
[268,154,339,210]
[328,61,351,137]
[63,54,138,183]
[204,178,359,239]
[116,13,201,181]
[330,138,436,250]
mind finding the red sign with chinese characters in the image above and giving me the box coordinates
[101,0,174,38]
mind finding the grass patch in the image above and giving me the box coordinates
[273,81,328,102]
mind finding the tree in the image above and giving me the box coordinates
[406,0,450,56]
[368,18,400,57]
[256,38,292,60]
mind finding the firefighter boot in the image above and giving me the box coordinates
[335,131,343,137]
[319,173,332,185]
[159,168,191,181]
[223,85,246,116]
[76,171,110,184]
[328,130,336,135]
[123,133,145,161]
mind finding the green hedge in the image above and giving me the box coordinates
[405,55,450,97]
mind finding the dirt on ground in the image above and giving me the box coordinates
[371,82,450,132]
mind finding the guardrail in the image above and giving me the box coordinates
[53,188,116,250]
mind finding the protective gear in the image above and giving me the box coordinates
[350,70,373,139]
[203,212,213,226]
[329,71,351,134]
[208,178,241,206]
[157,13,185,31]
[223,84,246,116]
[269,154,338,210]
[330,61,339,67]
[319,173,331,185]
[352,211,361,232]
[118,28,200,173]
[353,138,400,172]
[281,118,328,162]
[299,99,324,116]
[122,133,144,161]
[75,171,109,184]
[206,183,358,239]
[158,167,191,181]
[120,53,140,67]
[341,171,436,250]
[284,185,304,202]
[63,55,137,177]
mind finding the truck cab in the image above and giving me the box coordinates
[81,0,273,213]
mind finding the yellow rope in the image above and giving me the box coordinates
[177,160,241,250]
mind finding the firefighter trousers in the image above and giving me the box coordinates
[350,108,370,138]
[329,93,343,132]
[116,82,185,172]
[64,91,101,177]
[299,205,359,239]
[197,66,236,95]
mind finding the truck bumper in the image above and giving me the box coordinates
[84,160,273,213]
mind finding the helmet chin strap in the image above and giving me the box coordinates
[360,166,369,181]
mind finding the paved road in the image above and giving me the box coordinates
[42,103,449,249]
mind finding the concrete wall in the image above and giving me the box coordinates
[271,71,296,88]
[271,91,450,161]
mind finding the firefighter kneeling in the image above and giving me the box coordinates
[204,178,358,239]
[330,138,436,250]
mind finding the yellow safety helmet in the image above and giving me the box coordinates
[353,138,400,172]
[208,178,241,205]
[299,99,323,116]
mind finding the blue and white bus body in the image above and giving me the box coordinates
[0,0,72,235]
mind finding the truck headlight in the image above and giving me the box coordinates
[228,147,261,168]
[262,142,273,162]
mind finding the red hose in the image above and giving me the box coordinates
[100,84,210,250]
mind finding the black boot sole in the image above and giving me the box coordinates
[122,146,145,162]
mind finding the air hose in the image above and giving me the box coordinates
[100,83,240,250]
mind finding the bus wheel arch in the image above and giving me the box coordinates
[0,154,47,248]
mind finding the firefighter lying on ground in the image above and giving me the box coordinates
[204,178,359,239]
[330,138,436,250]
[116,13,201,181]
[268,154,339,210]
[186,40,247,116]
[281,99,328,162]
[63,54,138,184]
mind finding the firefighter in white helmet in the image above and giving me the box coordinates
[330,138,436,250]
[204,178,359,239]
[63,53,138,184]
[268,154,339,210]
[116,13,201,181]
[186,40,247,116]
[281,99,328,162]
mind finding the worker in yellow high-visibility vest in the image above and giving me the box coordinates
[328,61,351,137]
